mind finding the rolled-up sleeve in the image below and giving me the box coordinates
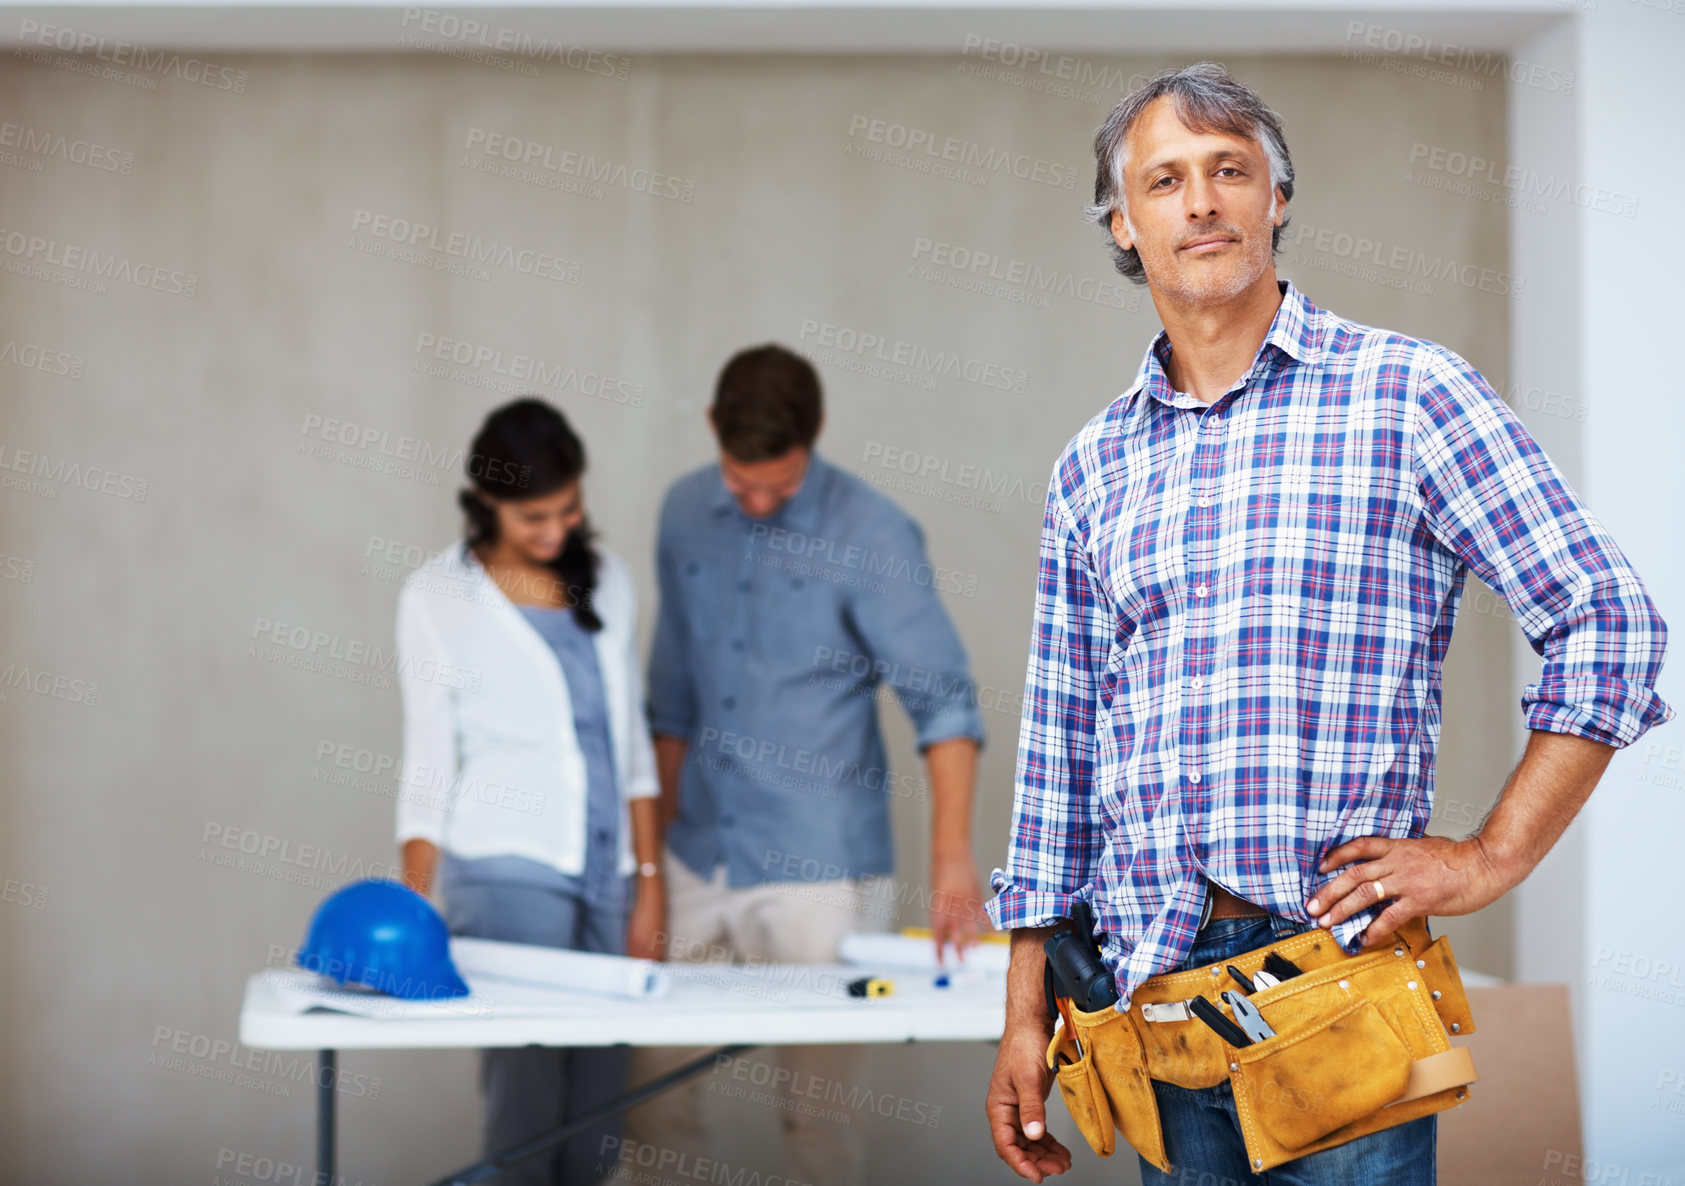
[1413,349,1672,747]
[847,514,986,752]
[986,478,1111,931]
[395,587,458,847]
[647,506,699,740]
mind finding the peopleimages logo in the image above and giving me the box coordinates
[1406,142,1639,218]
[844,114,1078,190]
[462,128,696,202]
[1342,21,1575,94]
[349,209,582,282]
[909,236,1139,310]
[398,8,631,77]
[1283,222,1523,299]
[411,332,647,407]
[15,19,250,91]
[0,121,134,173]
[0,225,197,297]
[797,319,1028,394]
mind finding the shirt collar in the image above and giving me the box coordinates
[708,449,829,534]
[1125,278,1323,408]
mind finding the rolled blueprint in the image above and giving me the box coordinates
[838,931,1009,975]
[451,936,670,999]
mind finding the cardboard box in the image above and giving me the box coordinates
[1439,984,1581,1185]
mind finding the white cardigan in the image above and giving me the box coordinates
[393,540,658,877]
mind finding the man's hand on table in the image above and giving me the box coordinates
[929,854,986,964]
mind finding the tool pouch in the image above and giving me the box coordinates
[1054,918,1477,1174]
[1046,1023,1114,1158]
[1046,997,1167,1169]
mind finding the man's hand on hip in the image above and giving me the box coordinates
[1306,834,1517,948]
[986,1025,1072,1182]
[1308,730,1617,947]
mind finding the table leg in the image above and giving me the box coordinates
[318,1048,337,1185]
[427,1043,755,1186]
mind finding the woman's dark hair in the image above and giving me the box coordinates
[457,397,602,632]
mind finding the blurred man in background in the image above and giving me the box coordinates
[626,343,987,1185]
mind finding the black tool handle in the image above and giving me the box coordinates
[1189,995,1253,1047]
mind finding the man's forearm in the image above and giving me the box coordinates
[1310,726,1624,936]
[927,736,979,863]
[653,733,688,836]
[1006,925,1059,1037]
[1475,728,1616,882]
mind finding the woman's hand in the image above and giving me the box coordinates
[626,874,667,961]
[400,838,439,899]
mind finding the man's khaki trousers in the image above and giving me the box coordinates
[623,851,891,1186]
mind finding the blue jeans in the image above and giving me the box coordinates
[1137,915,1436,1186]
[440,866,630,1186]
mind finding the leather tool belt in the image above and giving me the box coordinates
[1044,917,1479,1173]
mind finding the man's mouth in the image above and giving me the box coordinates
[1182,236,1236,254]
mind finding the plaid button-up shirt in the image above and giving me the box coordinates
[986,279,1672,1011]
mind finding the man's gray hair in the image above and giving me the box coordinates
[1088,62,1295,285]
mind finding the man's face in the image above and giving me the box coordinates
[718,446,810,519]
[1109,96,1285,306]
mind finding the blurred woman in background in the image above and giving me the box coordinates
[394,397,664,1185]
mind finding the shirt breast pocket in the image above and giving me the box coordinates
[677,555,727,638]
[764,563,845,668]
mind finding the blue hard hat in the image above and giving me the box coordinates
[298,879,470,1000]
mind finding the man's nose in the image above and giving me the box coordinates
[1184,175,1219,219]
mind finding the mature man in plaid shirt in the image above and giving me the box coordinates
[984,64,1672,1183]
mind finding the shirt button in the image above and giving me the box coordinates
[731,639,745,651]
[1194,585,1209,598]
[1190,676,1204,689]
[1198,498,1213,509]
[738,580,750,592]
[722,696,736,709]
[791,578,804,589]
[686,562,700,575]
[1189,771,1202,785]
[721,815,736,827]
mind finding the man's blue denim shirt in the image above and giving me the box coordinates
[649,452,986,888]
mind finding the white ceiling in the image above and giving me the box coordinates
[0,1,1566,54]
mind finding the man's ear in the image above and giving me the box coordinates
[1110,207,1133,252]
[1272,186,1288,227]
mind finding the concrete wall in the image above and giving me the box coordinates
[0,48,1516,1184]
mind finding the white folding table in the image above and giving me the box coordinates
[238,959,1007,1185]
